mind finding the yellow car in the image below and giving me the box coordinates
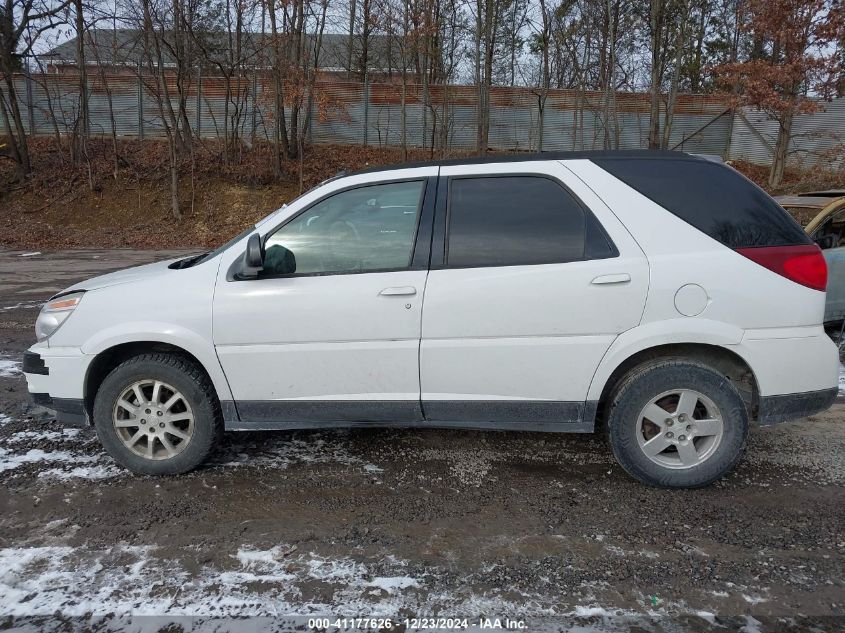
[776,190,845,324]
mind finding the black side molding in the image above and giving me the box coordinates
[232,400,424,429]
[422,400,593,432]
[757,387,837,426]
[22,351,48,375]
[225,399,597,433]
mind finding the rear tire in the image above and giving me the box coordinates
[93,353,222,475]
[606,359,748,488]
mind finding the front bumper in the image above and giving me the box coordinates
[23,347,90,426]
[28,392,88,426]
[757,387,838,426]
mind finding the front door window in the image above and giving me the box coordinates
[263,180,425,276]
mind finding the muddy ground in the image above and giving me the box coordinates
[0,248,843,632]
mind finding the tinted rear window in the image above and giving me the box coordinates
[446,176,588,267]
[593,158,811,248]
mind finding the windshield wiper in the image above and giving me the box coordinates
[168,252,209,270]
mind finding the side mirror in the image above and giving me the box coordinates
[242,233,264,277]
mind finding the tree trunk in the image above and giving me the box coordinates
[169,140,181,220]
[400,0,409,159]
[71,0,89,166]
[689,0,707,93]
[483,0,494,155]
[769,108,793,188]
[602,0,618,149]
[648,0,664,149]
[475,0,484,155]
[266,0,290,173]
[347,0,357,76]
[0,84,26,179]
[1,55,33,178]
[662,6,688,149]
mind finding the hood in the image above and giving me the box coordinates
[62,257,186,294]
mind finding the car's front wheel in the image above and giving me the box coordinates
[93,353,222,475]
[606,359,749,488]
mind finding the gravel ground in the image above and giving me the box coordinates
[0,248,843,632]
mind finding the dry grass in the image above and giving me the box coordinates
[1,137,841,250]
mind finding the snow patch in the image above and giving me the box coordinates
[367,576,419,593]
[19,251,41,257]
[742,593,768,604]
[741,615,764,633]
[0,447,96,473]
[572,605,619,617]
[0,545,426,616]
[38,463,123,480]
[696,610,717,625]
[0,301,44,311]
[0,444,120,480]
[7,429,69,443]
[0,357,21,377]
[0,544,745,621]
[215,433,384,476]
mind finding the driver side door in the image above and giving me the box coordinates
[213,172,437,428]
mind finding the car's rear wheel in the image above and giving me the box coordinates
[93,353,222,475]
[606,359,748,488]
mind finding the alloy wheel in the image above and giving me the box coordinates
[112,379,195,461]
[635,388,724,469]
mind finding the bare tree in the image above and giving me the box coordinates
[70,0,89,169]
[265,0,330,169]
[130,0,197,218]
[0,0,71,180]
[85,15,122,179]
[661,0,690,147]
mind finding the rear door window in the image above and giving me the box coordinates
[446,176,614,268]
[592,158,811,248]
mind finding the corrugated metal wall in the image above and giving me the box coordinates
[3,72,840,167]
[728,97,845,168]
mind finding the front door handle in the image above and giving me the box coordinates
[379,286,417,296]
[591,273,631,285]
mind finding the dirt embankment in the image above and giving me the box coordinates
[0,138,840,250]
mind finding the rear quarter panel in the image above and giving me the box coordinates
[563,160,827,329]
[563,159,833,401]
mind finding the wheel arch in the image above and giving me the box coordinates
[590,342,760,431]
[83,341,229,421]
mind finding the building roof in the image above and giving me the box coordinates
[42,29,398,72]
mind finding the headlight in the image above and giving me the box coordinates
[35,292,84,342]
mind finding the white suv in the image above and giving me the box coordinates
[23,151,839,487]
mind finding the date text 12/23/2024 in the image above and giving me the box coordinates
[307,618,527,630]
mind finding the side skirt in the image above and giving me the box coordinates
[223,400,597,433]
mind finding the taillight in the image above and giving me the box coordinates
[735,245,827,291]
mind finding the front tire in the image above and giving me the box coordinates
[606,359,749,488]
[93,353,222,475]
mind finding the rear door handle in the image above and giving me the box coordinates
[379,286,417,296]
[591,273,631,285]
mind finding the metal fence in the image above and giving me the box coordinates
[2,71,843,167]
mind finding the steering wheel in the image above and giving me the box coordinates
[320,220,363,271]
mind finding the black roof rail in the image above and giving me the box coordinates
[346,149,700,177]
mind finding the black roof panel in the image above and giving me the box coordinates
[348,149,703,176]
